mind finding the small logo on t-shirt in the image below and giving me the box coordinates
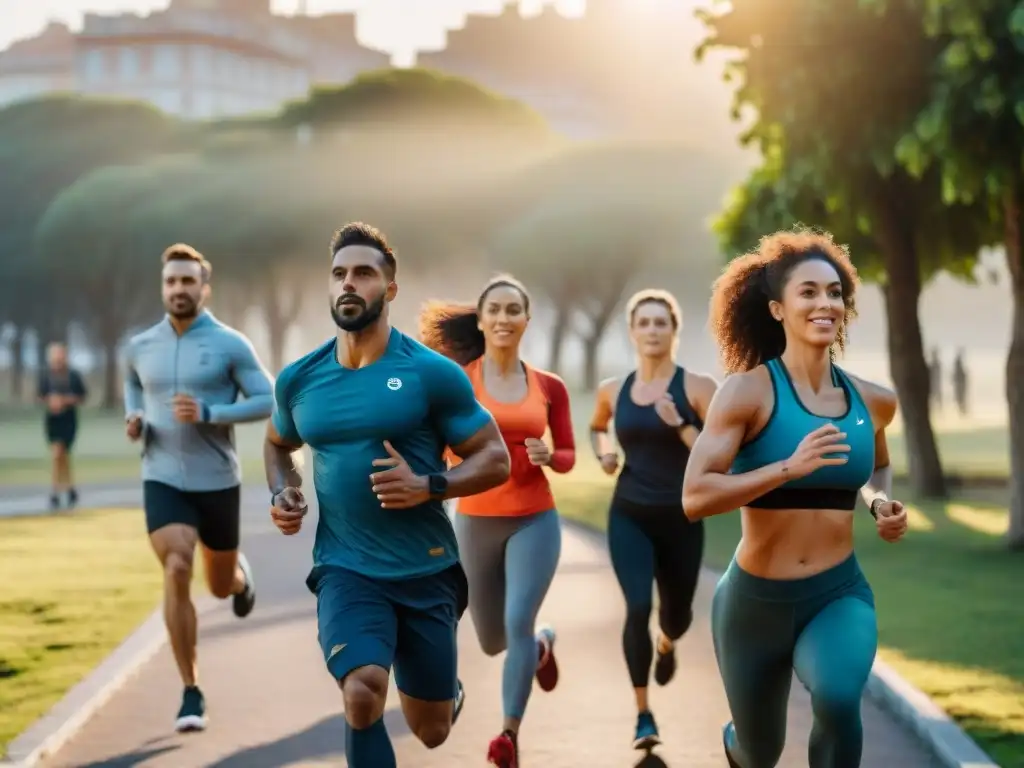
[429,547,445,556]
[387,377,402,391]
[856,417,865,426]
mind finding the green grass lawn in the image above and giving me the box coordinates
[0,508,207,758]
[0,408,268,488]
[551,464,1023,768]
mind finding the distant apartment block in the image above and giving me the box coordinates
[0,0,388,120]
[0,0,704,139]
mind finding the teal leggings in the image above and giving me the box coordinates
[711,554,877,768]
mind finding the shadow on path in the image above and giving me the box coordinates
[635,753,669,768]
[76,744,179,767]
[208,709,413,768]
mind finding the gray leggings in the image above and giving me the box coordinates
[454,508,561,720]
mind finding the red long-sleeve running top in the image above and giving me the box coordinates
[453,358,575,516]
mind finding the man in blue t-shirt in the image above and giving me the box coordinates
[264,222,510,767]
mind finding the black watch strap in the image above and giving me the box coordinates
[428,473,448,499]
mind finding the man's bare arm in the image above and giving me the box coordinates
[264,421,304,495]
[443,419,510,498]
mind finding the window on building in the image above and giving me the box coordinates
[153,46,180,79]
[119,47,140,81]
[79,49,105,82]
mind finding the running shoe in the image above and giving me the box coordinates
[632,710,661,751]
[487,730,518,768]
[174,685,207,732]
[535,625,559,692]
[232,552,256,618]
[67,487,79,508]
[452,679,466,725]
[653,639,677,686]
[723,722,742,768]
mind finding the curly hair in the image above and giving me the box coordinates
[419,274,530,365]
[710,228,860,374]
[625,288,682,330]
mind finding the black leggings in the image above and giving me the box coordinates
[607,498,704,687]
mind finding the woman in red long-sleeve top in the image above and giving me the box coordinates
[420,274,576,768]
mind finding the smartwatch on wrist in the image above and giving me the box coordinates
[427,473,448,500]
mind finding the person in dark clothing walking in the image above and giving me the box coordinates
[38,342,87,510]
[952,349,969,417]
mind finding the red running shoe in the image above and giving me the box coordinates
[487,731,518,768]
[535,625,559,692]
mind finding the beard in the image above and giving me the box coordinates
[331,292,385,332]
[166,294,200,319]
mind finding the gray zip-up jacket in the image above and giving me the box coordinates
[123,311,274,491]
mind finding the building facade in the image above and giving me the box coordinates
[0,23,75,108]
[0,0,388,120]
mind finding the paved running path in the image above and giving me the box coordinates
[0,484,140,519]
[42,492,935,767]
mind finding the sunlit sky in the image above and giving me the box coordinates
[0,1,592,63]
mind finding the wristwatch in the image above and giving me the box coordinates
[427,473,449,500]
[869,498,884,519]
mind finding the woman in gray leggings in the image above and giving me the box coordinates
[420,275,576,768]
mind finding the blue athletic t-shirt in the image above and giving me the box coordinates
[272,329,492,580]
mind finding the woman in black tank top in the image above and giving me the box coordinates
[588,289,717,753]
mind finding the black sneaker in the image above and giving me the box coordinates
[66,487,78,508]
[452,679,466,725]
[232,553,255,618]
[174,686,207,732]
[653,640,677,686]
[49,494,60,512]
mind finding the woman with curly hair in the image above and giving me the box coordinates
[589,288,717,753]
[419,274,575,768]
[681,229,909,768]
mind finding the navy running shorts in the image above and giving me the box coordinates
[307,563,468,702]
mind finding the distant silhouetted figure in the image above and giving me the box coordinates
[38,342,87,510]
[929,347,943,411]
[953,349,969,417]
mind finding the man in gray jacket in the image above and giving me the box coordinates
[123,243,274,733]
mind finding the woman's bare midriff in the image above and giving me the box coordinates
[734,507,855,579]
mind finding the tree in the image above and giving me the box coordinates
[492,196,681,388]
[486,139,743,374]
[33,162,183,407]
[0,96,180,399]
[277,67,551,141]
[893,0,1024,546]
[136,153,327,372]
[696,0,991,497]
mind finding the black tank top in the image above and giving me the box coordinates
[613,367,701,507]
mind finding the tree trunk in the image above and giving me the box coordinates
[582,334,601,391]
[261,276,303,373]
[10,326,24,402]
[263,287,287,375]
[548,303,570,374]
[1001,187,1024,550]
[872,199,947,498]
[101,336,119,410]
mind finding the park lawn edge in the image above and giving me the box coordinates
[0,507,207,757]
